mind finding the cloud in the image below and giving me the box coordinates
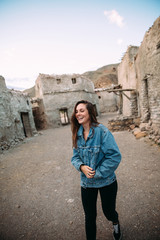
[104,10,125,28]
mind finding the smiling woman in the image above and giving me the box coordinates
[71,100,122,240]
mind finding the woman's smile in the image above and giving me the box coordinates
[75,104,90,125]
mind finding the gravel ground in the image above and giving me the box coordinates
[0,113,160,240]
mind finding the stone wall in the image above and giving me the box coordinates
[34,74,99,128]
[95,88,118,113]
[118,46,139,116]
[108,116,140,131]
[115,17,160,145]
[135,17,160,127]
[116,17,160,123]
[0,76,37,152]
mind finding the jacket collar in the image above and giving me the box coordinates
[77,125,94,139]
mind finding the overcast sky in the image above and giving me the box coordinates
[0,0,159,90]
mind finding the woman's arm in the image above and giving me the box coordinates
[94,130,121,179]
[71,147,84,172]
[71,148,95,178]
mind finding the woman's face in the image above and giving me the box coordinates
[75,103,90,126]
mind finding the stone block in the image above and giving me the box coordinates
[130,124,135,130]
[136,131,148,139]
[139,123,147,131]
[133,118,141,127]
[133,128,141,136]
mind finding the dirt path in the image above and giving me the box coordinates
[0,114,160,240]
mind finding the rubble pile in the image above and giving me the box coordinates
[131,121,160,145]
[108,117,160,146]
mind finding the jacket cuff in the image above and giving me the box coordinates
[76,162,84,172]
[79,164,85,172]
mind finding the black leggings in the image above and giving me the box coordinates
[81,180,119,240]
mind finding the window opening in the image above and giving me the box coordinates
[56,79,61,84]
[72,78,76,84]
[59,108,69,125]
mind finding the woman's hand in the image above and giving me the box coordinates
[80,165,95,178]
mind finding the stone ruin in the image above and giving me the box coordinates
[0,76,37,152]
[31,74,99,129]
[108,17,160,145]
[1,16,160,151]
[95,86,118,113]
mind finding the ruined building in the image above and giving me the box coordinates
[118,46,139,117]
[118,17,160,124]
[32,74,99,129]
[95,87,118,113]
[109,17,160,143]
[135,17,160,127]
[0,76,37,152]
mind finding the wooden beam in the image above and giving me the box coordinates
[122,91,131,100]
[107,89,136,92]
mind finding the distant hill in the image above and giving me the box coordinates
[82,63,119,88]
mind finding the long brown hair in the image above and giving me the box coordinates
[71,100,99,148]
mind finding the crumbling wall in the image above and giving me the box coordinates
[34,74,99,128]
[0,76,37,152]
[113,17,160,145]
[118,46,139,116]
[135,17,160,128]
[95,88,118,113]
[31,98,47,130]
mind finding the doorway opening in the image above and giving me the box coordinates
[20,112,32,137]
[142,77,150,121]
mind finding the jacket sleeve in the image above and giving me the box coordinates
[71,147,84,172]
[94,129,121,179]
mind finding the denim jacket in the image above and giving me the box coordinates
[71,124,121,188]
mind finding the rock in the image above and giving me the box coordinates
[130,124,135,130]
[139,123,147,131]
[132,128,141,136]
[136,132,148,139]
[133,118,141,127]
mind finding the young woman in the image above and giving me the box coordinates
[71,100,122,240]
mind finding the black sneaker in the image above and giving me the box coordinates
[113,223,122,240]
